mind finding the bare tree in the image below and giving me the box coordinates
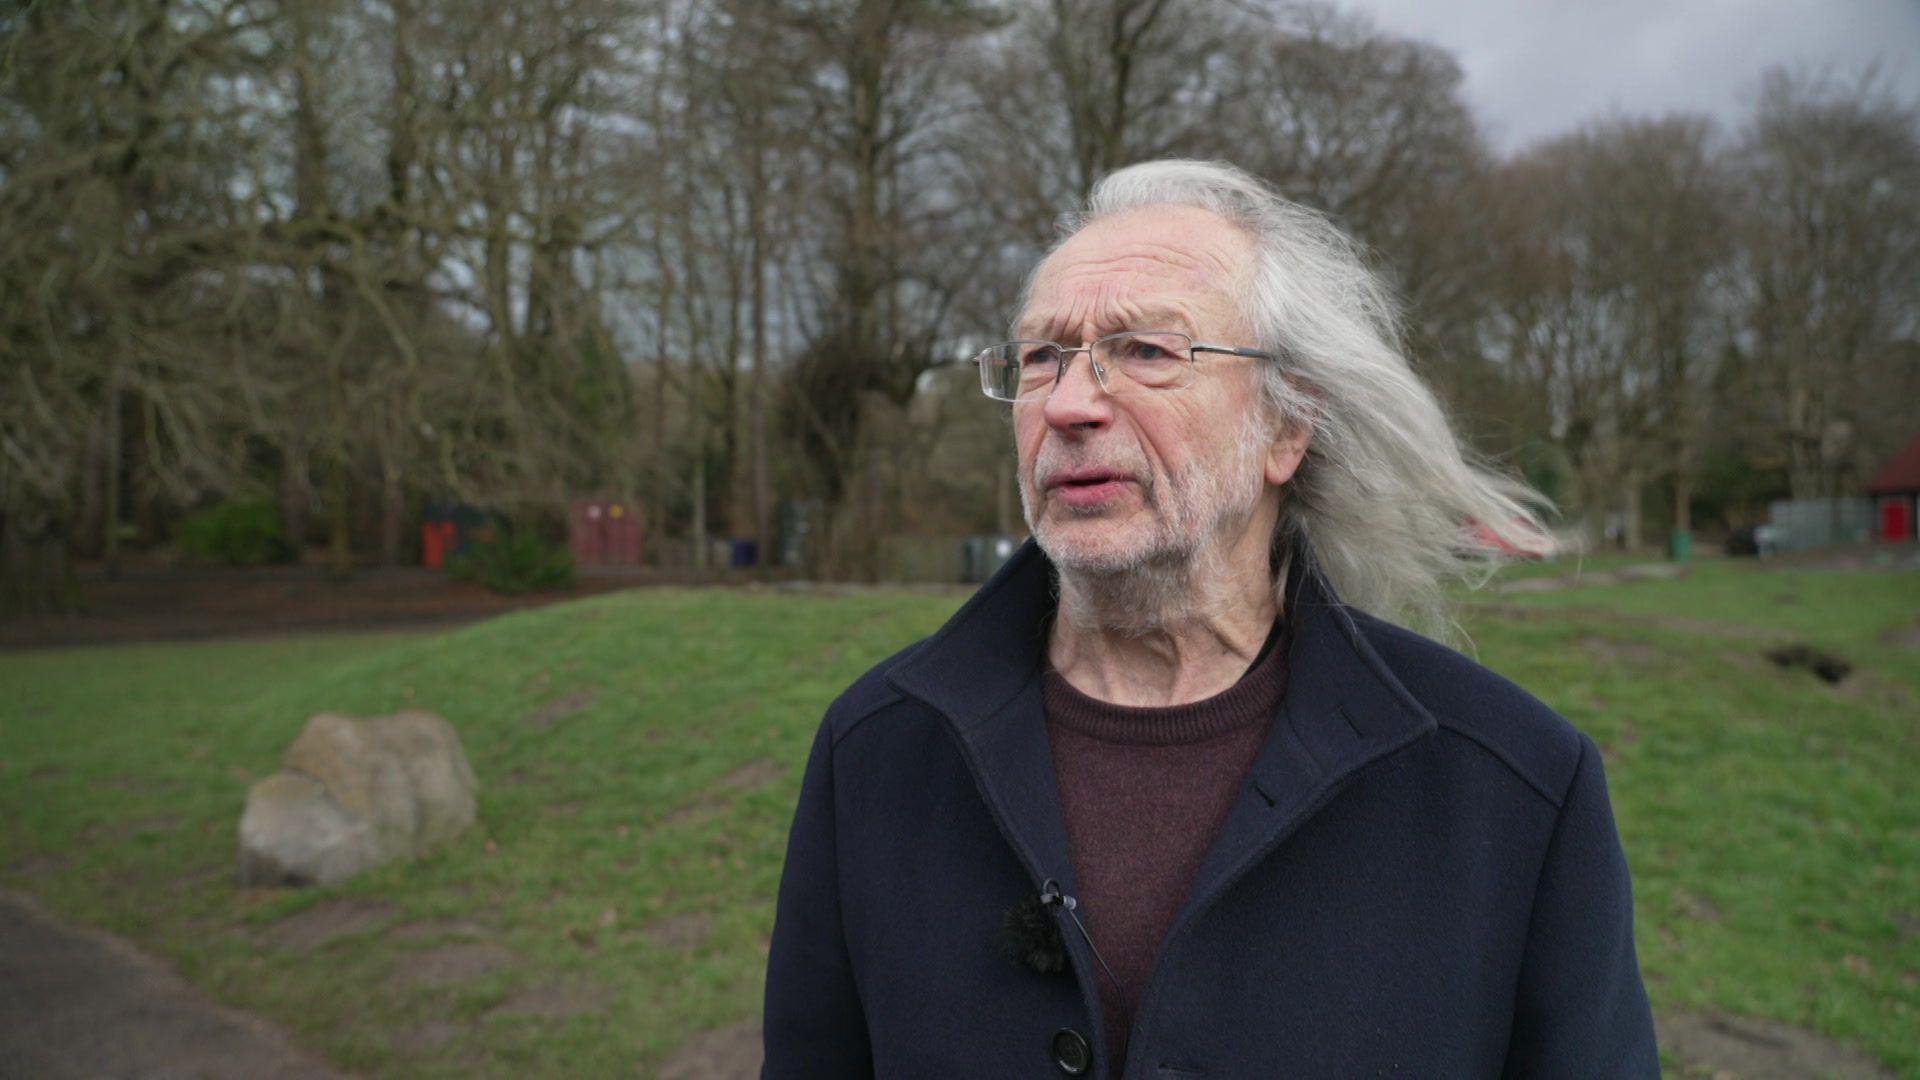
[1,0,279,607]
[1587,116,1733,537]
[9,1,1912,597]
[1735,66,1920,500]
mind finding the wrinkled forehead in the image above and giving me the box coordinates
[1018,206,1255,341]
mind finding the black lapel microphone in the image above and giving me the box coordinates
[1001,877,1123,992]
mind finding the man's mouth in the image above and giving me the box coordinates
[1045,466,1131,489]
[1044,467,1135,507]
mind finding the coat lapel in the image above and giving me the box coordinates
[889,538,1440,926]
[1174,548,1437,928]
[888,542,1081,893]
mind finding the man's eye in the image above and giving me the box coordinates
[1021,346,1061,367]
[1122,340,1173,362]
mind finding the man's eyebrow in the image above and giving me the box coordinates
[1012,315,1048,340]
[1129,307,1196,334]
[1013,307,1196,341]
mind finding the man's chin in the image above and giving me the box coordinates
[1033,522,1162,577]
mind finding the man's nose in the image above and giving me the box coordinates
[1041,349,1112,433]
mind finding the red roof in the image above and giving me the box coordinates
[1868,434,1920,495]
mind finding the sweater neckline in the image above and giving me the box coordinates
[1042,619,1288,746]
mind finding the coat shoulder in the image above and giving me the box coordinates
[821,638,930,746]
[1351,610,1586,808]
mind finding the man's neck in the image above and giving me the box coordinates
[1048,546,1279,708]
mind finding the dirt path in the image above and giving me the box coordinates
[0,565,656,650]
[1661,1011,1893,1078]
[0,890,345,1079]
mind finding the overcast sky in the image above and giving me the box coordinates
[1337,0,1920,153]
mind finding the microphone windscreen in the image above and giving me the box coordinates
[1001,892,1069,976]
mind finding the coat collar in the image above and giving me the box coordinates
[887,538,1438,915]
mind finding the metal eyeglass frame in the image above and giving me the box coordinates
[973,330,1280,402]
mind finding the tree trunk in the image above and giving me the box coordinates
[1,513,77,616]
[380,454,404,567]
[131,400,160,545]
[1621,467,1643,552]
[327,453,353,579]
[1672,445,1693,534]
[691,437,708,569]
[102,364,123,577]
[748,153,772,555]
[751,377,770,551]
[281,439,310,558]
[78,414,104,562]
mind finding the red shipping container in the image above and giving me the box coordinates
[569,498,643,566]
[1881,498,1912,542]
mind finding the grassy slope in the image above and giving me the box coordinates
[1470,560,1920,1075]
[2,563,1915,1075]
[1,591,960,1075]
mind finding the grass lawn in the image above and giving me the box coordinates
[3,562,1916,1076]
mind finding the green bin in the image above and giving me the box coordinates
[1669,527,1692,563]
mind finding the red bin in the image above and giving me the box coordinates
[421,520,458,570]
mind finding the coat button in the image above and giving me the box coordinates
[1051,1028,1092,1076]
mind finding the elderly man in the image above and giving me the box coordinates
[762,160,1658,1078]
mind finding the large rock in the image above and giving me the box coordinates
[239,711,478,887]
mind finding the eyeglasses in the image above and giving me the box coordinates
[973,330,1277,402]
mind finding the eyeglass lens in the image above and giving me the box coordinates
[980,332,1193,400]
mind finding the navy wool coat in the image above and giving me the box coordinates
[762,541,1659,1078]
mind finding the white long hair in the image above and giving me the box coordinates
[1040,159,1555,635]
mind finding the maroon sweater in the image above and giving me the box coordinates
[1042,621,1288,1069]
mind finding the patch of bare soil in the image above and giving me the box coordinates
[10,852,72,879]
[1660,1011,1893,1079]
[637,764,779,843]
[167,865,228,895]
[1829,668,1916,709]
[394,941,516,987]
[0,889,344,1079]
[1674,890,1724,923]
[391,1019,467,1055]
[526,689,600,730]
[1892,911,1920,943]
[485,981,612,1020]
[263,898,402,954]
[659,1021,763,1080]
[1578,636,1664,668]
[385,919,492,944]
[720,759,783,791]
[652,798,724,832]
[1878,623,1920,649]
[636,912,713,953]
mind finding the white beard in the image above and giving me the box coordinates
[1020,408,1272,633]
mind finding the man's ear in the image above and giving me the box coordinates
[1264,420,1311,487]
